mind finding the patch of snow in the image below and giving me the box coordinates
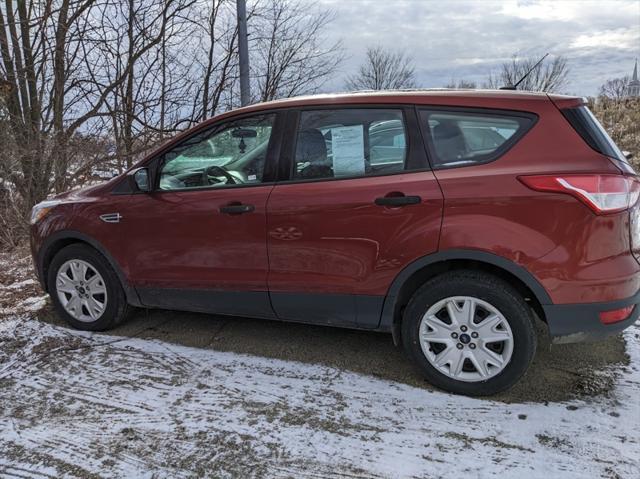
[0,317,638,478]
[0,278,36,290]
[0,294,48,315]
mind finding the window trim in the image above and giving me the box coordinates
[416,106,539,170]
[277,104,430,185]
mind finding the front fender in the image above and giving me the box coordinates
[36,229,142,307]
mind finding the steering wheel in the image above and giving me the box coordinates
[202,165,238,186]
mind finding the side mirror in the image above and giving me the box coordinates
[129,167,150,192]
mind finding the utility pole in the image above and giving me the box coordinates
[236,0,251,106]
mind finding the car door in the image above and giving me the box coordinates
[111,111,283,318]
[266,106,444,328]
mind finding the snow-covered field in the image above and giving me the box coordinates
[0,251,639,478]
[0,313,638,478]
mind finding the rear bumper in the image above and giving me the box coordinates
[543,290,640,344]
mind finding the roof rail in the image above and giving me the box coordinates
[344,87,479,94]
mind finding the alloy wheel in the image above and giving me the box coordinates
[55,259,108,322]
[419,296,514,382]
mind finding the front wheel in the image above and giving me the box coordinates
[402,270,537,396]
[48,244,131,331]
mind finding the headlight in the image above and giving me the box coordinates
[30,200,61,225]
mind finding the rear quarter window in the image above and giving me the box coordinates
[419,109,536,168]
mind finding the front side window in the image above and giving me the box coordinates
[159,114,275,190]
[293,109,407,180]
[420,109,534,168]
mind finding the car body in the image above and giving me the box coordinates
[30,90,640,395]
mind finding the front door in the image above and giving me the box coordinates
[113,112,281,318]
[267,106,444,327]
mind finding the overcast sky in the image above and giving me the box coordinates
[316,0,640,95]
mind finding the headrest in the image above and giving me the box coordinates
[296,129,328,165]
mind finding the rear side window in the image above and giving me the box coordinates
[561,106,626,163]
[293,109,408,180]
[419,109,535,168]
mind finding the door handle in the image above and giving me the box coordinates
[374,194,422,207]
[220,203,255,215]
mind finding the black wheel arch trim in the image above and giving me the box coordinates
[379,249,553,334]
[37,230,142,307]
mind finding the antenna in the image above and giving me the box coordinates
[500,53,549,90]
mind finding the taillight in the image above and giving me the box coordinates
[518,174,640,215]
[599,305,635,325]
[631,202,640,262]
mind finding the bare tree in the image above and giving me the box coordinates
[445,79,477,89]
[251,0,343,102]
[191,0,240,121]
[0,0,346,249]
[0,1,99,205]
[599,76,630,101]
[486,54,569,93]
[591,97,640,164]
[345,46,416,91]
[0,0,191,201]
[80,0,197,172]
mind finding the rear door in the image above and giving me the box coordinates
[266,106,444,328]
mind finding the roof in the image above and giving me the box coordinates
[229,89,581,116]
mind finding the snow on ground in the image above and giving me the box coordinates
[0,310,638,478]
[0,251,45,316]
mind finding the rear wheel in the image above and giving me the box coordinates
[402,270,536,396]
[48,244,131,331]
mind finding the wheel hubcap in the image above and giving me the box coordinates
[55,259,107,322]
[419,296,514,383]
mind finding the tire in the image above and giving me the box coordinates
[47,243,131,331]
[401,270,536,396]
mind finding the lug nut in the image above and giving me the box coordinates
[460,325,468,332]
[469,343,477,349]
[471,332,479,338]
[451,332,458,339]
[456,343,464,350]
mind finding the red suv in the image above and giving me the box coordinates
[30,91,640,395]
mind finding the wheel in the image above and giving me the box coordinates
[47,244,131,331]
[401,270,536,396]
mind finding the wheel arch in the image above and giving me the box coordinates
[38,230,142,307]
[380,250,552,345]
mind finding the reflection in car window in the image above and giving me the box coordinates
[159,114,275,190]
[420,110,533,168]
[293,109,407,180]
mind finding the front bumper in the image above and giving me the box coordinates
[30,232,46,290]
[543,290,640,344]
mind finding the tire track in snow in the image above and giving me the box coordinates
[0,317,638,478]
